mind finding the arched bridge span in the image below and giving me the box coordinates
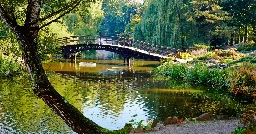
[58,35,175,62]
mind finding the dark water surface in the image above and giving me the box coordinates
[0,59,243,132]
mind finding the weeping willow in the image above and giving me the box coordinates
[134,0,195,49]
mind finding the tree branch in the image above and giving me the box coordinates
[39,0,81,29]
[24,0,41,28]
[0,5,19,32]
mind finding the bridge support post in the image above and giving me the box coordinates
[127,58,130,66]
[70,53,77,63]
[123,57,130,65]
[123,57,134,67]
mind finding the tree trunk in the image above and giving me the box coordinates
[238,27,241,43]
[1,1,129,133]
[17,28,109,133]
[230,31,234,46]
[244,25,248,43]
[252,25,256,42]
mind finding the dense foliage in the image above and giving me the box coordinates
[100,0,142,36]
[64,1,104,35]
[155,62,229,89]
[130,0,256,49]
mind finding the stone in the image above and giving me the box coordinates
[134,125,143,133]
[196,113,212,121]
[163,117,173,125]
[163,116,179,125]
[170,116,178,124]
[217,115,229,120]
[151,119,159,128]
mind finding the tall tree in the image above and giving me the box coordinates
[0,0,126,133]
[64,0,104,35]
[222,0,256,43]
[100,0,138,36]
[134,0,191,48]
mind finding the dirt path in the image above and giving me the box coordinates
[136,120,241,134]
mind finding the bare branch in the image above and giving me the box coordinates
[39,0,82,29]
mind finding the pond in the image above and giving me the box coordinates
[0,59,243,133]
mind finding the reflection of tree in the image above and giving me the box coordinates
[140,81,243,120]
[80,79,137,116]
[0,74,85,133]
[141,90,202,120]
[139,82,207,120]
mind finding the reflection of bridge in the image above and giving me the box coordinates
[58,35,174,64]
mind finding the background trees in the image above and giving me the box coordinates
[64,1,104,35]
[100,0,141,36]
[130,0,256,49]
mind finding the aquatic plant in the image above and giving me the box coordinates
[155,62,229,89]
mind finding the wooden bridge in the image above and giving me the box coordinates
[58,35,175,64]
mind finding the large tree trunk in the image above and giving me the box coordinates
[15,25,110,133]
[0,1,129,133]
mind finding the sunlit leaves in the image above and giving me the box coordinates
[64,1,103,35]
[100,0,139,35]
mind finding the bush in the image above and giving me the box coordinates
[229,63,256,99]
[0,56,23,79]
[176,52,192,60]
[197,52,217,60]
[229,56,256,66]
[155,61,255,98]
[155,62,186,80]
[196,48,244,61]
[194,43,210,50]
[155,62,229,89]
[237,41,256,51]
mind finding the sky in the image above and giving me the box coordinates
[130,0,144,4]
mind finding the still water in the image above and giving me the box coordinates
[0,59,242,132]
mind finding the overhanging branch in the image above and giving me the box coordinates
[39,0,81,29]
[0,5,19,32]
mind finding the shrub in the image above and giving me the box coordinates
[155,62,186,80]
[197,52,217,60]
[176,52,192,60]
[229,56,256,66]
[0,56,23,79]
[194,43,210,50]
[155,62,229,89]
[229,63,256,99]
[237,41,256,51]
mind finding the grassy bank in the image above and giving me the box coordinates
[154,46,256,133]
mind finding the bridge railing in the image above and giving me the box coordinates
[58,35,179,56]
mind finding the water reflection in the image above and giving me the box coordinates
[0,78,74,133]
[44,60,242,130]
[0,59,243,132]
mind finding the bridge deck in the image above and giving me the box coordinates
[100,43,169,59]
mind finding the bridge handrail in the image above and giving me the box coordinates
[58,35,176,56]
